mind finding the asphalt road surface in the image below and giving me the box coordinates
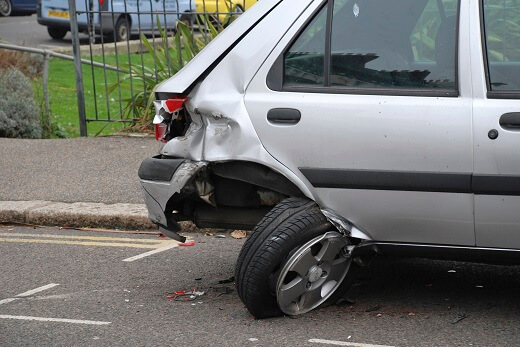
[1,225,519,347]
[0,14,91,49]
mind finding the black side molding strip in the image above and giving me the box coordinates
[300,168,472,193]
[300,168,520,195]
[472,175,520,195]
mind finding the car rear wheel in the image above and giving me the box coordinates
[114,17,129,42]
[0,0,12,17]
[235,197,354,318]
[47,27,68,40]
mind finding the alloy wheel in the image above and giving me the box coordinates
[0,0,12,17]
[276,231,351,315]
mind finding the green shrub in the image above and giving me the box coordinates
[111,18,219,128]
[0,68,42,139]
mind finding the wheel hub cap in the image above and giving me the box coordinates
[276,231,351,316]
[308,265,323,283]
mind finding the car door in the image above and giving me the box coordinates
[245,0,475,245]
[472,0,520,249]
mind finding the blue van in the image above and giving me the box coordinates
[37,0,195,41]
[1,0,37,16]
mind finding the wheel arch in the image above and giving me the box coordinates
[164,160,309,229]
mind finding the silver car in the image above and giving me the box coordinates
[138,0,520,318]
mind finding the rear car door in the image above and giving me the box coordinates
[472,0,520,249]
[245,0,475,245]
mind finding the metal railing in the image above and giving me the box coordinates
[66,0,251,136]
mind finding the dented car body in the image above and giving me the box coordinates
[139,0,520,318]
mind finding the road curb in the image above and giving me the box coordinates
[0,200,156,230]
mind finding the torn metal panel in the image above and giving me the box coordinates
[140,161,207,225]
[322,208,372,240]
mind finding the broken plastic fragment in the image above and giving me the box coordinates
[179,241,195,247]
[353,3,360,17]
[231,230,247,239]
[451,313,468,324]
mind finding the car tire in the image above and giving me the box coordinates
[235,197,355,318]
[114,16,130,42]
[0,0,12,17]
[47,27,68,40]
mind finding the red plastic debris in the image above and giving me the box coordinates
[179,241,195,247]
[157,233,167,239]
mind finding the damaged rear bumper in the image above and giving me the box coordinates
[138,157,207,241]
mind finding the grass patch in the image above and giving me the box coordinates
[47,49,183,137]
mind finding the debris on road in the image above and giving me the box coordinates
[215,286,234,297]
[179,240,195,247]
[451,313,468,324]
[167,290,205,301]
[230,230,247,239]
[215,234,226,238]
[448,270,457,273]
[212,276,235,285]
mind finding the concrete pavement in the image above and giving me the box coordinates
[0,137,161,230]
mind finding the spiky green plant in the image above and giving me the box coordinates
[109,16,219,128]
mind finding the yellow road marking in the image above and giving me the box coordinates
[0,238,177,249]
[0,233,163,244]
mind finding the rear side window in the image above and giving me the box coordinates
[482,0,520,93]
[282,0,460,95]
[284,4,328,85]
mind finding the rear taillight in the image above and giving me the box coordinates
[153,97,188,143]
[154,123,168,142]
[164,98,187,113]
[99,0,105,6]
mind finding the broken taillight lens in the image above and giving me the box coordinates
[153,97,188,143]
[154,123,168,142]
[164,98,187,113]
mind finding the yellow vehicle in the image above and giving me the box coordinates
[195,0,256,25]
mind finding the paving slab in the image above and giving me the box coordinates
[0,137,160,204]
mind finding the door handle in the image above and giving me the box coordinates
[267,108,301,125]
[499,112,520,129]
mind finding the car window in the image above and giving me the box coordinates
[284,4,328,86]
[410,0,458,63]
[329,0,459,90]
[482,0,520,92]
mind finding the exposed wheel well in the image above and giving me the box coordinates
[165,161,306,230]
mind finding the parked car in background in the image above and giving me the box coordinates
[0,0,37,16]
[139,0,520,319]
[37,0,195,41]
[195,0,256,25]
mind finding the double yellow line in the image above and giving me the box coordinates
[0,232,175,249]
